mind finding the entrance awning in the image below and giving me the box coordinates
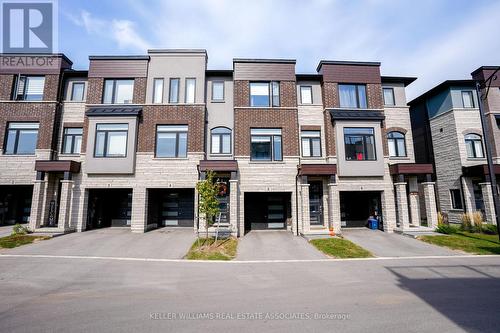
[35,160,81,173]
[298,164,337,176]
[389,163,433,175]
[462,164,500,177]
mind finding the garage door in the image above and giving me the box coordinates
[244,192,290,231]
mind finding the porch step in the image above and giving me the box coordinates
[32,227,73,238]
[394,227,441,238]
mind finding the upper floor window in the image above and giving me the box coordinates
[211,127,231,155]
[212,81,224,102]
[62,128,83,154]
[4,122,39,155]
[153,78,164,104]
[383,87,395,106]
[250,128,282,161]
[103,79,134,104]
[13,75,45,101]
[169,78,180,103]
[387,131,406,157]
[300,86,313,104]
[464,133,484,158]
[344,127,376,161]
[461,91,475,108]
[250,82,280,107]
[339,84,367,108]
[156,125,188,158]
[185,78,196,103]
[450,189,463,209]
[301,130,321,157]
[94,124,128,157]
[70,82,85,101]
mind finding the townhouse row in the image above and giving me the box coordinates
[0,50,496,237]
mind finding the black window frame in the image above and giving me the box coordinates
[12,74,45,101]
[338,84,368,109]
[70,82,86,101]
[383,87,395,106]
[155,125,188,158]
[152,78,164,104]
[450,189,463,210]
[102,79,134,104]
[210,127,232,155]
[300,85,313,104]
[61,127,83,155]
[387,131,407,157]
[169,78,180,104]
[249,81,280,107]
[300,130,322,157]
[211,81,225,102]
[461,90,475,108]
[93,123,128,158]
[250,129,283,161]
[464,133,484,158]
[343,127,377,161]
[3,122,39,155]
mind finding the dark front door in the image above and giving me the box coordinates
[309,181,323,226]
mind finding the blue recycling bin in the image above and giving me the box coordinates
[368,218,378,230]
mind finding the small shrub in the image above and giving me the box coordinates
[435,224,456,235]
[437,212,448,225]
[460,213,473,232]
[472,211,484,233]
[11,224,29,236]
[482,224,498,235]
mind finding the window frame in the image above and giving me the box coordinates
[450,189,464,210]
[13,75,45,101]
[210,127,232,155]
[387,131,407,157]
[300,130,322,157]
[464,133,484,158]
[169,78,180,104]
[184,78,196,104]
[102,79,134,104]
[3,122,39,155]
[300,85,313,104]
[249,81,280,107]
[211,81,225,102]
[338,84,368,109]
[343,127,377,161]
[383,87,395,106]
[93,123,128,158]
[250,128,282,161]
[61,127,83,155]
[155,125,188,158]
[70,82,86,101]
[461,90,475,108]
[152,78,164,104]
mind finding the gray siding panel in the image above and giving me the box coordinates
[234,62,295,81]
[88,60,148,78]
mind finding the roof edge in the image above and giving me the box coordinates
[233,58,296,64]
[317,60,381,72]
[89,55,150,60]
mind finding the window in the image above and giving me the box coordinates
[344,127,376,161]
[465,133,484,158]
[300,86,313,104]
[212,81,224,101]
[62,128,83,154]
[387,131,406,157]
[250,128,282,161]
[4,122,39,155]
[94,124,128,157]
[450,189,463,209]
[156,125,188,158]
[185,78,196,103]
[462,91,475,108]
[301,130,321,157]
[169,78,180,103]
[383,87,395,106]
[250,82,280,107]
[153,78,164,104]
[103,79,134,104]
[339,84,367,108]
[211,127,231,154]
[70,82,85,101]
[13,75,45,101]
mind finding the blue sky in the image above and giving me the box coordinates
[57,0,500,100]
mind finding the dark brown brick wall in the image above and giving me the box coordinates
[234,80,297,108]
[367,84,383,109]
[323,109,336,156]
[86,77,146,104]
[43,74,60,101]
[133,77,147,104]
[0,75,14,100]
[234,108,299,157]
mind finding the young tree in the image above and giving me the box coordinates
[196,170,220,246]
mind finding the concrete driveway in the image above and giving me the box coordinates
[342,229,461,257]
[0,225,14,238]
[236,230,327,260]
[2,227,196,259]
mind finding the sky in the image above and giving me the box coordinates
[57,0,500,100]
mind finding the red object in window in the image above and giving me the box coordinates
[357,152,363,160]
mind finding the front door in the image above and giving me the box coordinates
[309,181,323,226]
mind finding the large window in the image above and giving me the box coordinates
[465,133,484,158]
[153,78,164,104]
[211,127,231,154]
[383,87,395,106]
[13,75,45,101]
[169,78,180,103]
[301,130,321,157]
[94,124,128,157]
[185,78,196,103]
[462,91,475,108]
[156,125,188,158]
[344,127,376,161]
[70,82,85,101]
[62,128,83,154]
[339,84,367,108]
[250,82,280,107]
[103,79,134,104]
[387,131,406,157]
[4,122,39,155]
[212,81,224,101]
[300,86,313,104]
[450,189,463,209]
[250,128,282,161]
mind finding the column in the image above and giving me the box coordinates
[381,188,397,233]
[28,172,47,231]
[395,182,410,230]
[409,193,421,226]
[461,177,475,215]
[229,178,239,237]
[131,187,148,233]
[423,182,438,229]
[76,188,88,232]
[299,177,310,235]
[328,177,341,234]
[57,178,74,231]
[480,182,496,224]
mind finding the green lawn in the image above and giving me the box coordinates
[0,235,50,249]
[419,231,500,255]
[310,237,373,258]
[185,237,238,260]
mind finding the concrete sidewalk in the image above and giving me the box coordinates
[236,230,327,260]
[342,229,461,257]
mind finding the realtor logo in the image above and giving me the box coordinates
[1,0,57,53]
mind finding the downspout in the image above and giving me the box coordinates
[295,166,300,236]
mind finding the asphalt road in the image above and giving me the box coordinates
[0,255,499,332]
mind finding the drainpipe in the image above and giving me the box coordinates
[295,166,300,236]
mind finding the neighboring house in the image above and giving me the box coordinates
[409,80,495,224]
[0,51,440,237]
